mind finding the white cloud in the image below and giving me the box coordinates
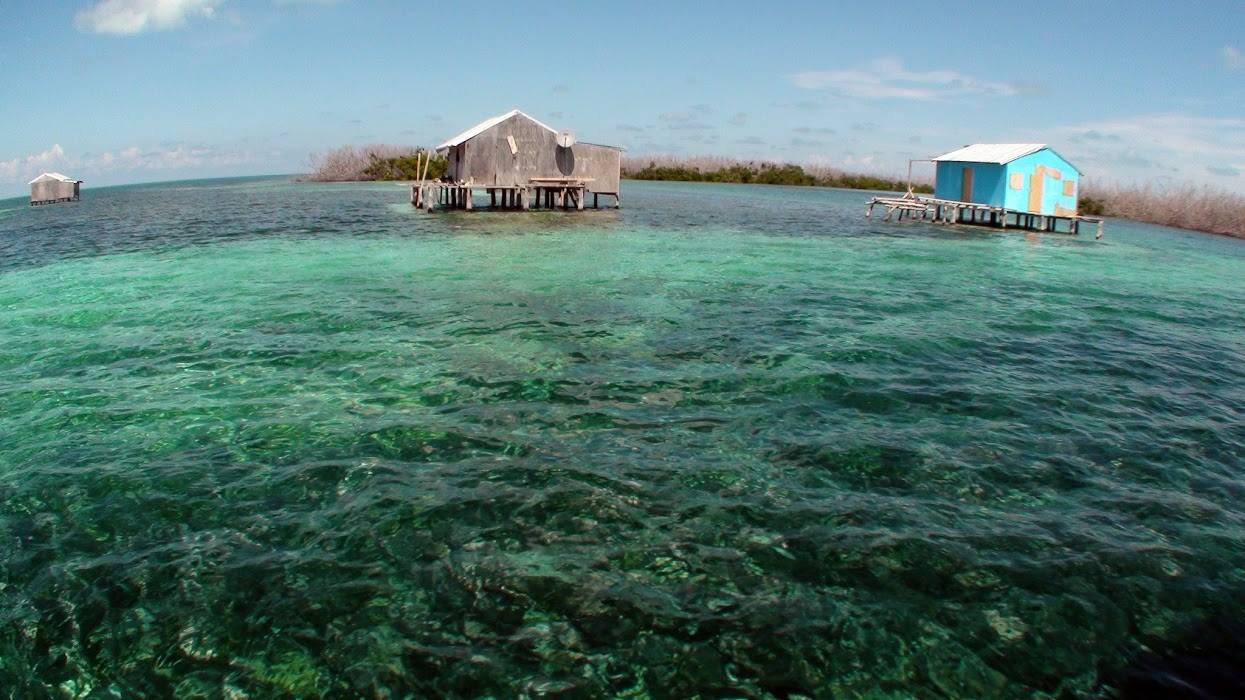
[789,57,1023,100]
[1,143,257,185]
[1222,46,1243,71]
[1057,113,1245,187]
[75,0,224,35]
[0,144,69,182]
[658,111,712,131]
[81,144,253,171]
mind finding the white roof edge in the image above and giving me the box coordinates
[435,109,557,151]
[28,172,81,185]
[932,143,1048,165]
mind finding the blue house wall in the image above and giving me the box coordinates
[934,147,1081,216]
[1002,149,1080,216]
[934,161,1006,207]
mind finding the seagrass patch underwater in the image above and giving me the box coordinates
[1,177,1244,698]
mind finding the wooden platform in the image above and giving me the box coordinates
[410,179,620,212]
[29,196,79,206]
[866,195,1105,238]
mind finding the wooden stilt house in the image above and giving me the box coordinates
[29,172,82,206]
[933,144,1080,216]
[414,109,622,211]
[865,144,1104,236]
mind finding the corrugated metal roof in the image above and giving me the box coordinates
[932,143,1047,164]
[28,172,80,184]
[436,109,556,151]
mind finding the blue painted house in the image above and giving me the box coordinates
[932,144,1081,216]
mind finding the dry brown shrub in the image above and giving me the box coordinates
[307,144,420,182]
[1083,182,1245,239]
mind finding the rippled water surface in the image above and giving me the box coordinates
[2,177,1244,698]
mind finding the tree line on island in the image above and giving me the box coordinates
[620,155,933,193]
[305,145,1244,239]
[305,146,930,193]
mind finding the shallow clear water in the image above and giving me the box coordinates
[1,177,1244,697]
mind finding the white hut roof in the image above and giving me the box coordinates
[436,109,556,151]
[932,144,1047,164]
[29,172,81,185]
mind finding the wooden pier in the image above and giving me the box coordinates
[29,196,79,206]
[410,177,620,213]
[866,194,1105,238]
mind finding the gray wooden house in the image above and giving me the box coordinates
[29,172,82,206]
[428,109,622,210]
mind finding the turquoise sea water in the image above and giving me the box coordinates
[1,177,1244,697]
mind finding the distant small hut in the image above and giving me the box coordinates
[932,144,1079,217]
[29,172,82,206]
[413,109,622,211]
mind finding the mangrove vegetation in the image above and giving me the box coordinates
[622,156,932,193]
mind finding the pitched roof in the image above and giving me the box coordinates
[932,144,1047,164]
[436,109,557,151]
[28,172,81,185]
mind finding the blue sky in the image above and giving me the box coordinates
[2,0,1244,196]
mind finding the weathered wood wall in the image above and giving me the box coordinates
[30,180,78,203]
[445,114,621,194]
[571,144,622,194]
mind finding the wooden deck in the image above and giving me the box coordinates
[410,178,620,212]
[866,194,1105,238]
[29,196,79,206]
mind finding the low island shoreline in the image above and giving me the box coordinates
[305,145,1245,240]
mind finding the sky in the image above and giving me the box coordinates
[2,0,1244,196]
